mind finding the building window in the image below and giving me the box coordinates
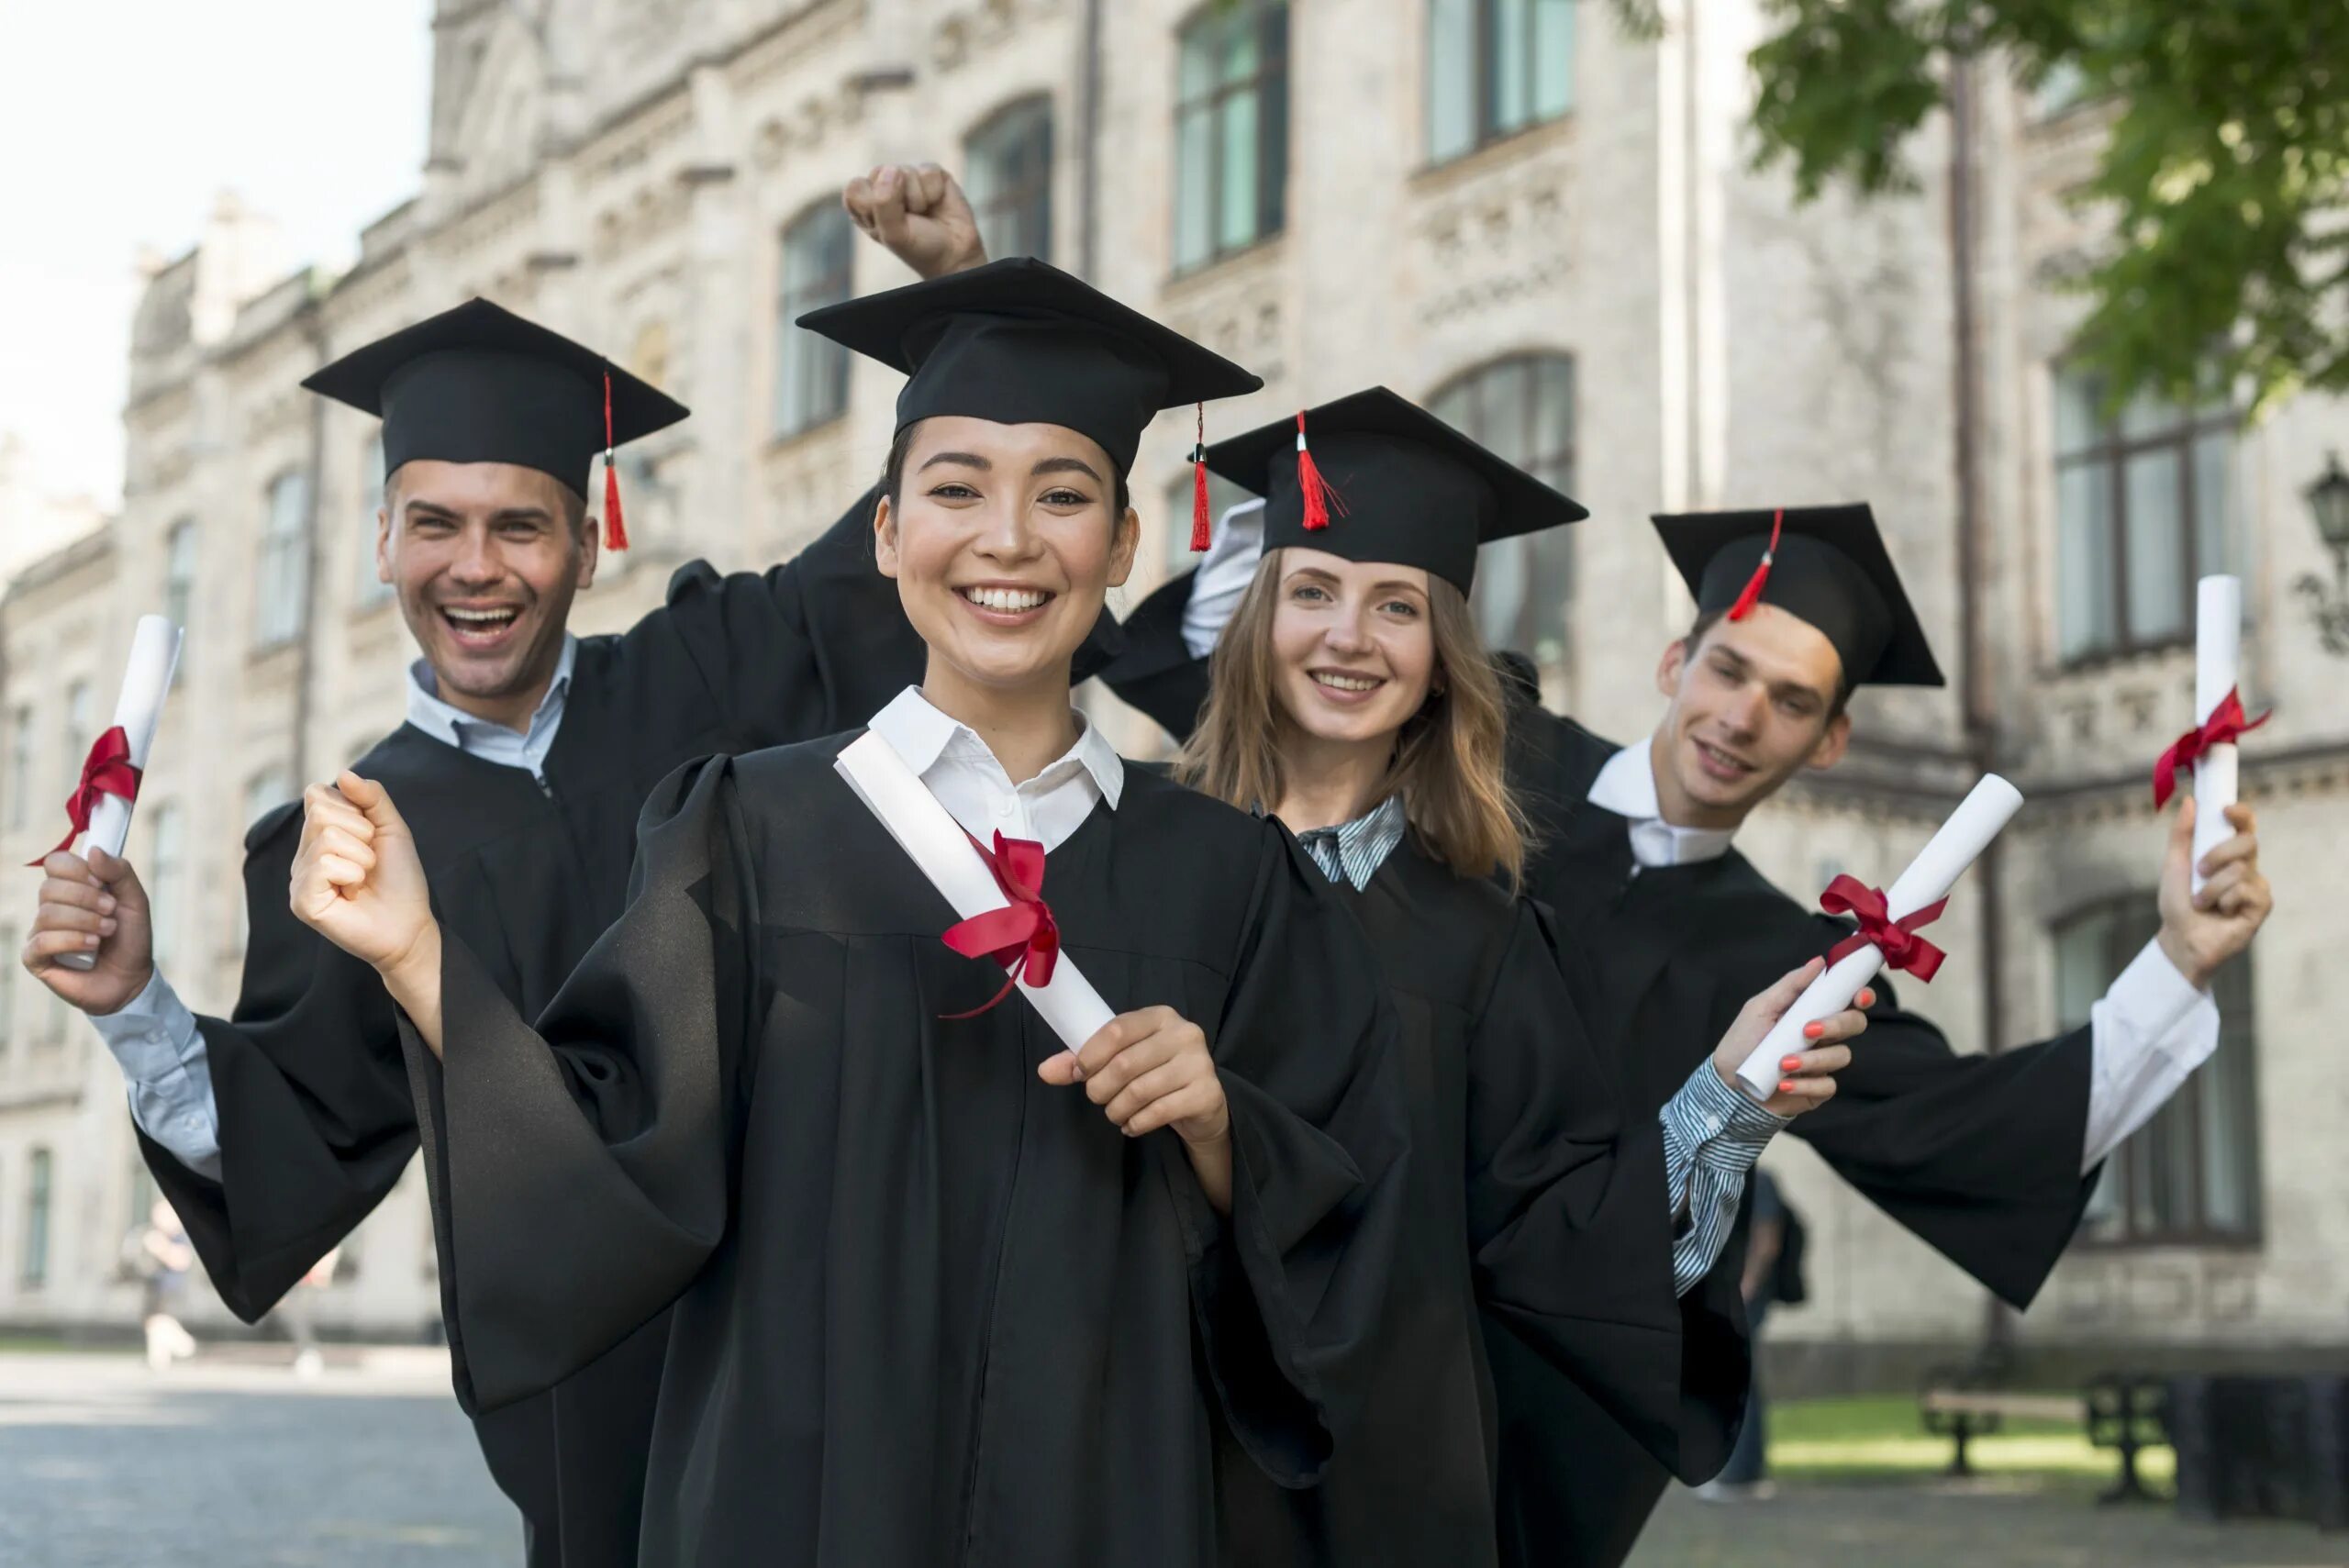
[61,681,93,792]
[0,926,14,1051]
[2053,367,2235,662]
[23,1148,51,1288]
[774,203,854,439]
[255,471,313,649]
[233,767,297,957]
[148,801,184,973]
[6,705,32,829]
[966,97,1054,263]
[357,435,392,607]
[1428,353,1578,666]
[1162,471,1256,578]
[162,517,199,645]
[1428,0,1576,164]
[2060,896,2261,1245]
[1174,1,1289,273]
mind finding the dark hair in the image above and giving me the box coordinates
[1683,607,1854,722]
[880,424,1132,517]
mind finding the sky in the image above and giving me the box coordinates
[1,1,433,507]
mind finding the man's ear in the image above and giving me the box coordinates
[1807,709,1854,772]
[1656,636,1691,701]
[1107,506,1141,589]
[574,517,599,590]
[874,494,901,579]
[374,506,394,586]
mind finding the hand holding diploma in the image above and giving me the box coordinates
[21,846,155,1015]
[2154,799,2273,990]
[1734,773,2025,1098]
[1709,959,1872,1118]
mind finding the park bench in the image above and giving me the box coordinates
[1918,1370,2167,1503]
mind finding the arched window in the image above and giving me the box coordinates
[255,470,313,649]
[1174,1,1289,272]
[1428,0,1575,163]
[1427,353,1577,665]
[774,202,855,439]
[965,97,1054,263]
[162,517,200,639]
[2060,894,2261,1244]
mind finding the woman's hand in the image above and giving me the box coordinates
[1041,1006,1233,1210]
[290,773,439,1001]
[1710,956,1871,1118]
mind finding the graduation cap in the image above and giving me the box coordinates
[302,297,688,552]
[1200,386,1589,595]
[1652,504,1944,687]
[796,257,1261,539]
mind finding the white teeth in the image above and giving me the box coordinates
[963,586,1049,612]
[445,607,518,625]
[1312,672,1382,692]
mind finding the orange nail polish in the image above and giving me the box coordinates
[1802,1020,1825,1040]
[1778,1079,1797,1095]
[1780,1056,1801,1072]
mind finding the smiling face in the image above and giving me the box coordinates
[1265,548,1439,751]
[381,459,595,725]
[1652,605,1852,828]
[874,416,1138,706]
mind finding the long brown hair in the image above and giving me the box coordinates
[1175,549,1531,889]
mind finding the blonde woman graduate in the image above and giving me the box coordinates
[1162,390,1865,1566]
[291,261,1410,1568]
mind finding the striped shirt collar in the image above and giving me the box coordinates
[1292,793,1409,892]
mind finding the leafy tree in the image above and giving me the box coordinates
[1738,0,2349,415]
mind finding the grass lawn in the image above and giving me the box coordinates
[1767,1395,2172,1496]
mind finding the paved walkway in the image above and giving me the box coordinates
[1633,1475,2349,1567]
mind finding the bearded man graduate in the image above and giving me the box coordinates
[18,300,959,1566]
[1099,500,2274,1566]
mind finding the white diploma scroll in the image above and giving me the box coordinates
[1734,773,2025,1098]
[2191,575,2241,897]
[834,731,1115,1055]
[59,615,184,973]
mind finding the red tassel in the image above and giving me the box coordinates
[1189,405,1213,552]
[1295,410,1344,532]
[600,370,628,553]
[1727,506,1783,621]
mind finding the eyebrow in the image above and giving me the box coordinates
[1284,564,1426,596]
[918,451,991,473]
[403,500,554,524]
[1711,643,1828,707]
[1030,456,1104,484]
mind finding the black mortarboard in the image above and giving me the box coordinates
[302,297,688,550]
[1202,386,1588,594]
[795,257,1261,482]
[1653,504,1944,687]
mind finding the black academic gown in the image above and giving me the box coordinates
[1098,570,2098,1568]
[134,490,941,1568]
[400,747,1411,1568]
[1488,705,2098,1568]
[1212,836,1737,1568]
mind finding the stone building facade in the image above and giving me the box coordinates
[1,0,2342,1369]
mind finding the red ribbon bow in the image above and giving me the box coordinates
[1820,873,1949,983]
[2151,687,2269,809]
[939,831,1060,1019]
[30,726,141,866]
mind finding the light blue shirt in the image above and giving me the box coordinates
[88,639,581,1182]
[1294,793,1785,1297]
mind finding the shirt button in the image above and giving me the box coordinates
[995,797,1015,817]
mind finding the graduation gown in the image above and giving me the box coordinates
[135,490,941,1567]
[1097,570,2096,1567]
[400,746,1410,1568]
[1212,837,1736,1568]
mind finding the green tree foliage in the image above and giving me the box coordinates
[1745,0,2349,415]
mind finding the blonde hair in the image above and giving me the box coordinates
[1174,549,1531,889]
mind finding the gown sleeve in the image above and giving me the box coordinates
[1097,568,1215,743]
[139,805,420,1322]
[1174,822,1412,1488]
[1467,900,1745,1484]
[400,756,761,1413]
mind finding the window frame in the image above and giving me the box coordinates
[253,470,314,651]
[772,200,856,441]
[1427,0,1577,167]
[2051,366,2237,665]
[5,704,33,830]
[1172,0,1291,276]
[2060,893,2264,1250]
[964,95,1056,265]
[1425,350,1579,666]
[22,1146,51,1289]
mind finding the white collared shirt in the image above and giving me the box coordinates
[404,634,578,778]
[1587,730,2221,1175]
[865,685,1123,853]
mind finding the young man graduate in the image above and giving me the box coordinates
[17,298,978,1566]
[1098,501,2273,1567]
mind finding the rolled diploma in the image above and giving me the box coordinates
[834,731,1115,1054]
[2191,575,2240,897]
[59,615,184,973]
[1734,773,2025,1097]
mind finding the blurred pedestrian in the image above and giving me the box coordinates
[278,1246,340,1378]
[128,1200,196,1371]
[1699,1170,1804,1500]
